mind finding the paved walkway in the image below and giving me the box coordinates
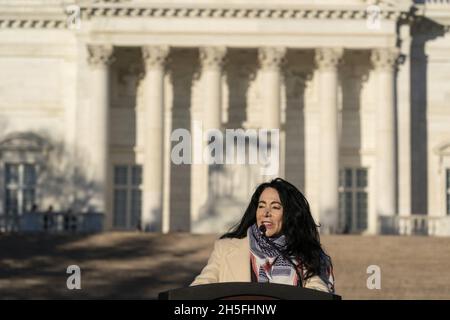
[1,232,449,299]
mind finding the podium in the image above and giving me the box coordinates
[159,282,341,300]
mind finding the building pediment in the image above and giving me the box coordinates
[0,133,49,153]
[78,0,408,21]
[0,0,415,30]
[434,141,450,156]
[1,0,449,31]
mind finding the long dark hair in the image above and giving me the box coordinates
[220,177,333,281]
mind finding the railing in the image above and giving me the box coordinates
[0,211,104,233]
[426,0,450,4]
[396,215,449,236]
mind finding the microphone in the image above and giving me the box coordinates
[258,223,303,286]
[259,224,267,235]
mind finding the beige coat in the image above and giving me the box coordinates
[190,236,331,293]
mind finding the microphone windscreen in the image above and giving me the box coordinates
[259,224,266,234]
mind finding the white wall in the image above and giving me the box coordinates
[426,33,450,219]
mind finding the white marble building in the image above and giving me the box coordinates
[0,0,450,235]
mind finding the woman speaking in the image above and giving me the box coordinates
[190,178,335,293]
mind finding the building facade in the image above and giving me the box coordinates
[0,0,450,235]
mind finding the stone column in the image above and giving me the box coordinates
[141,46,169,232]
[87,44,114,215]
[258,47,286,129]
[258,47,286,178]
[397,25,412,235]
[315,48,343,234]
[191,47,226,224]
[371,48,399,233]
[201,47,226,132]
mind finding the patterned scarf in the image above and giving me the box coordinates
[247,223,301,286]
[247,223,335,292]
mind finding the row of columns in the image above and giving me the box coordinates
[86,44,399,233]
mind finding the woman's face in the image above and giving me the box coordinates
[256,187,283,237]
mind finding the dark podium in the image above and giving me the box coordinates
[159,282,341,300]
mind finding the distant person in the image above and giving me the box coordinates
[136,218,142,232]
[43,205,54,231]
[190,178,335,293]
[30,204,38,214]
[64,208,77,232]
